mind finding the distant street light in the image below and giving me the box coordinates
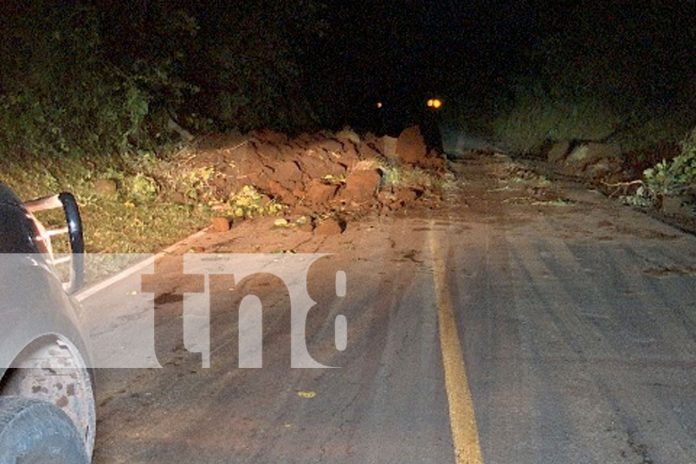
[427,98,443,109]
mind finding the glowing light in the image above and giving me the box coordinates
[428,98,443,109]
[376,101,383,109]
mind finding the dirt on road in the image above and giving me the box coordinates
[86,151,696,464]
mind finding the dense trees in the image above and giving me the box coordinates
[0,0,326,156]
[1,0,693,157]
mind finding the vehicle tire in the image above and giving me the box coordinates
[0,396,89,464]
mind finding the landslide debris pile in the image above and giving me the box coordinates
[169,127,449,230]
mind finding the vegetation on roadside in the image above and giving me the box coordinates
[490,85,621,154]
[228,185,286,219]
[620,128,696,209]
[0,151,213,252]
[0,1,329,252]
[443,2,695,156]
[642,128,696,198]
[2,0,693,253]
[0,1,326,159]
[380,162,459,192]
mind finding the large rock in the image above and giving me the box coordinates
[305,179,338,206]
[297,152,326,178]
[565,143,622,171]
[274,160,302,189]
[381,136,398,160]
[335,127,361,145]
[341,169,382,203]
[396,126,428,164]
[547,141,571,164]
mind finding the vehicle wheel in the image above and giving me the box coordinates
[0,396,89,464]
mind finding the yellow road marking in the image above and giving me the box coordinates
[429,227,483,464]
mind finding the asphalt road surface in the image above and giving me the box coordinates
[83,153,696,464]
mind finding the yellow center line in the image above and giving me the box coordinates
[429,226,483,464]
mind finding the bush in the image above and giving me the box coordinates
[0,3,154,156]
[643,127,696,197]
[0,1,326,158]
[469,1,696,156]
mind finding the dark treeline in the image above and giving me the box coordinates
[441,0,696,152]
[0,0,328,156]
[0,0,694,157]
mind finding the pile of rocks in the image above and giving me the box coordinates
[184,125,445,232]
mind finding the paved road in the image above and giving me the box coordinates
[84,153,696,463]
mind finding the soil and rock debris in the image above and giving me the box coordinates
[169,126,451,234]
[81,127,693,252]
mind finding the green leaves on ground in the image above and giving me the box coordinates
[643,128,696,197]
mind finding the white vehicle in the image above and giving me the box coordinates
[0,182,95,463]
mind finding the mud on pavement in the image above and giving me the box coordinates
[88,151,696,464]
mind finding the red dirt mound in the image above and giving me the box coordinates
[183,128,447,231]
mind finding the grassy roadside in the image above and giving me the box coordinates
[0,149,213,253]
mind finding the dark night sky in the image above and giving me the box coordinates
[301,0,694,130]
[313,1,539,101]
[311,2,691,89]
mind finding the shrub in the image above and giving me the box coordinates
[0,3,156,156]
[228,185,285,219]
[643,127,696,197]
[0,1,326,158]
